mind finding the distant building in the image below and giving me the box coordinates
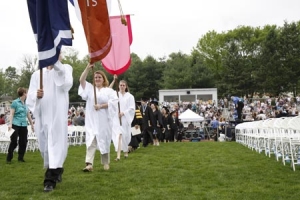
[159,88,217,103]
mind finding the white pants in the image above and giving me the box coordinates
[85,137,110,165]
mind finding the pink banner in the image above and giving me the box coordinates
[102,15,132,75]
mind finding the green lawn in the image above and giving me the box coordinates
[1,142,300,200]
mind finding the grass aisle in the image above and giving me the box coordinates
[1,142,300,200]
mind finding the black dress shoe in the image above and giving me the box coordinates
[44,185,53,192]
[56,174,62,183]
[18,159,25,162]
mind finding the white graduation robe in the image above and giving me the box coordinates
[26,63,73,168]
[78,82,118,154]
[112,92,135,152]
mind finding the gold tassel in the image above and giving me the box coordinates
[118,0,127,26]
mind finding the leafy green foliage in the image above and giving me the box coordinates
[1,21,300,100]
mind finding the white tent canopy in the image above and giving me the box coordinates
[178,109,204,122]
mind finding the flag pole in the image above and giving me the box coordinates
[39,68,43,90]
[92,66,97,105]
[115,76,122,161]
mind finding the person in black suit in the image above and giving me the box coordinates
[149,100,163,146]
[128,102,143,151]
[170,110,179,142]
[140,97,153,147]
[161,106,172,143]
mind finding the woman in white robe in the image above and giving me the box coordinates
[112,80,135,160]
[26,59,73,192]
[79,63,118,172]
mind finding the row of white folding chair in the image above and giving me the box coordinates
[239,120,264,152]
[236,116,300,171]
[0,124,10,153]
[249,117,295,166]
[236,118,288,155]
[235,121,254,147]
[68,126,86,146]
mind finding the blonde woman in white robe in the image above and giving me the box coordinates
[79,64,118,172]
[26,58,73,192]
[111,79,135,161]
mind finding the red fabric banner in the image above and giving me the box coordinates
[77,0,112,64]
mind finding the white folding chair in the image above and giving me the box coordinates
[27,125,39,152]
[68,126,77,146]
[75,126,86,145]
[261,118,276,156]
[278,117,294,165]
[0,124,10,154]
[265,118,281,158]
[272,117,289,161]
[252,121,265,153]
[287,117,300,171]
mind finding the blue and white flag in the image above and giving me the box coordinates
[27,0,73,68]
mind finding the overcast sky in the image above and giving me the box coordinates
[0,0,300,69]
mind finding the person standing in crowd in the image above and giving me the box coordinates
[6,87,34,164]
[161,106,171,143]
[177,119,184,142]
[174,103,180,117]
[112,79,135,161]
[76,111,85,126]
[140,97,152,147]
[79,63,118,172]
[129,102,143,151]
[26,56,73,192]
[170,110,179,142]
[231,96,244,122]
[0,114,5,125]
[149,100,163,146]
[211,117,220,141]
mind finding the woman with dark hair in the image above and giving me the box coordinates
[161,106,172,143]
[79,63,118,172]
[7,87,34,163]
[149,100,163,146]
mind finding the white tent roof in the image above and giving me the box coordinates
[178,109,204,122]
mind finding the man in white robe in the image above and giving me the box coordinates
[26,59,73,192]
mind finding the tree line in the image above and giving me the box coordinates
[1,20,300,102]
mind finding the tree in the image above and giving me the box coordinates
[162,52,194,89]
[259,25,284,96]
[196,30,225,79]
[17,55,37,95]
[62,49,87,102]
[3,66,19,97]
[278,21,300,97]
[0,70,5,96]
[190,49,215,89]
[220,26,264,98]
